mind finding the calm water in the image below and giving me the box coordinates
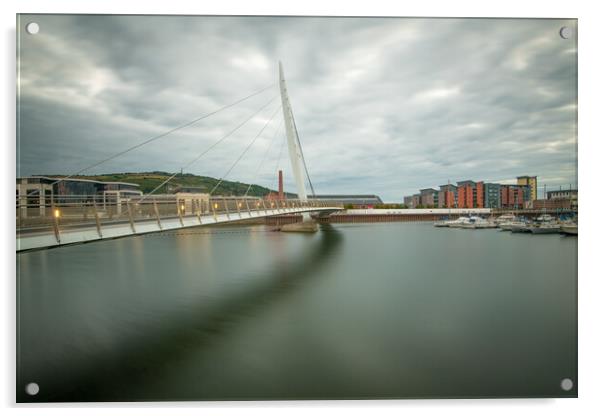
[17,223,577,401]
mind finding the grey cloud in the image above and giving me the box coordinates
[17,15,577,200]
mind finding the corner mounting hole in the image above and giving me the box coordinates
[26,22,40,35]
[560,378,573,391]
[25,382,39,396]
[559,26,572,39]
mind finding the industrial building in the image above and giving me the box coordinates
[309,194,383,208]
[539,188,578,210]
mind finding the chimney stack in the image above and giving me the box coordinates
[278,170,284,200]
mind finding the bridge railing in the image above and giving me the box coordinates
[16,194,342,236]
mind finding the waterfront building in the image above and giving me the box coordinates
[517,175,538,201]
[16,176,141,200]
[546,188,577,210]
[411,194,421,209]
[438,184,457,208]
[408,175,541,210]
[483,183,501,208]
[456,180,476,208]
[16,176,143,218]
[532,198,572,211]
[500,184,530,209]
[403,195,413,208]
[547,188,577,200]
[419,188,438,207]
[476,181,484,208]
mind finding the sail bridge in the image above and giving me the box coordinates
[16,63,341,251]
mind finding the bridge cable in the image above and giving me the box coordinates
[291,113,316,198]
[210,103,282,195]
[243,118,284,197]
[40,83,276,189]
[140,94,279,200]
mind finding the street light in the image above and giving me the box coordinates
[54,209,60,218]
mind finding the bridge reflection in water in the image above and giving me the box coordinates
[17,224,343,402]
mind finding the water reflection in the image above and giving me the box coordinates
[17,224,343,402]
[17,223,576,402]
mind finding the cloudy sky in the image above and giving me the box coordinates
[17,15,577,201]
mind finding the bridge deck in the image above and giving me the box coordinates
[17,200,341,251]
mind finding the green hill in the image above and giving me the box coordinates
[50,171,288,197]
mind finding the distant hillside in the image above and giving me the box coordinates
[49,171,289,197]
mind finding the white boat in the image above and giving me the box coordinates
[434,220,449,227]
[499,221,518,231]
[461,217,497,229]
[494,213,517,225]
[511,222,531,233]
[561,223,578,235]
[528,214,561,234]
[448,217,472,228]
[500,218,529,231]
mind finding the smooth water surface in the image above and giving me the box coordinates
[17,223,577,401]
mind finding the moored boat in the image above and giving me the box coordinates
[561,223,578,235]
[448,217,472,228]
[511,222,530,233]
[494,213,517,225]
[528,214,561,234]
[499,221,518,231]
[529,223,561,234]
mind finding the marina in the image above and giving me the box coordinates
[434,213,577,235]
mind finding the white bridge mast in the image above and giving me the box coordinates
[279,61,308,202]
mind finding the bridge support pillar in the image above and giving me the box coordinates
[126,201,136,233]
[51,204,61,243]
[245,199,252,217]
[93,199,103,238]
[223,198,231,220]
[153,200,163,230]
[211,201,218,222]
[235,198,242,219]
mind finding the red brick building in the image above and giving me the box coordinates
[438,184,457,208]
[532,199,572,210]
[456,180,476,208]
[500,185,529,209]
[475,181,484,208]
